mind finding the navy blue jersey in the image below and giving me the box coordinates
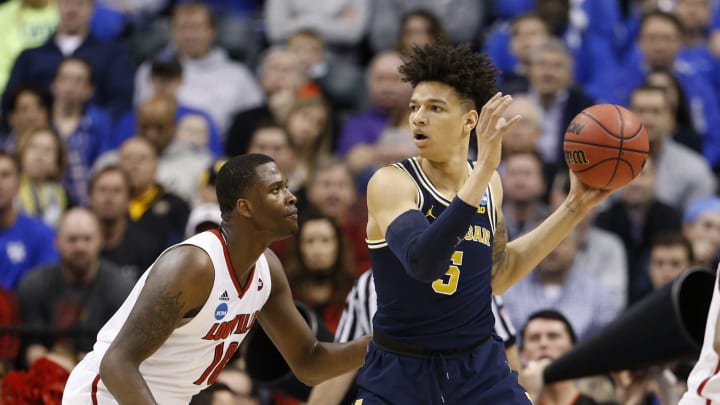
[368,157,498,351]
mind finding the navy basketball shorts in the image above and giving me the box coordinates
[354,336,532,404]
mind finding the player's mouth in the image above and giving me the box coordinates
[413,131,429,146]
[286,209,298,220]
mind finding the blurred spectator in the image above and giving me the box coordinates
[0,84,52,152]
[484,0,618,101]
[306,157,369,273]
[284,96,333,201]
[51,57,111,206]
[175,113,210,151]
[523,39,595,173]
[284,210,356,332]
[673,0,719,94]
[15,128,71,228]
[644,69,703,154]
[647,232,693,291]
[0,151,58,291]
[337,51,412,175]
[112,56,223,157]
[88,165,162,278]
[287,29,363,115]
[225,46,316,157]
[119,136,190,248]
[101,95,214,203]
[194,159,226,207]
[3,0,135,121]
[503,229,621,341]
[517,309,598,404]
[500,95,544,158]
[369,1,484,52]
[134,1,264,134]
[264,0,369,62]
[0,0,58,94]
[549,172,629,310]
[629,84,715,211]
[609,10,720,169]
[498,13,551,94]
[594,157,683,304]
[16,208,134,366]
[500,151,548,239]
[682,196,720,269]
[245,123,301,198]
[184,202,221,239]
[393,9,449,57]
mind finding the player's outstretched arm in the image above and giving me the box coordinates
[306,369,359,405]
[257,249,370,386]
[99,246,214,405]
[491,171,614,293]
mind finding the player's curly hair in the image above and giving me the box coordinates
[399,43,498,111]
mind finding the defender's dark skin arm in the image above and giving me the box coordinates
[258,249,370,386]
[99,246,214,405]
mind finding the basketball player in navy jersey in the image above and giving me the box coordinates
[356,43,616,404]
[63,154,370,405]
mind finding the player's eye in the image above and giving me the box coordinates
[409,104,418,111]
[431,106,443,112]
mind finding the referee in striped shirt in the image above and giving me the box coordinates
[307,269,521,405]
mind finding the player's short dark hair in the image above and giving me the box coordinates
[216,153,275,220]
[399,43,498,111]
[650,232,694,264]
[520,309,578,349]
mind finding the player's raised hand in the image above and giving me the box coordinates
[474,92,521,171]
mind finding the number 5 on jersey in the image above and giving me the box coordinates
[432,251,463,295]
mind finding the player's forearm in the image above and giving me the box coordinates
[387,197,477,282]
[100,351,158,405]
[294,336,370,386]
[306,369,359,405]
[456,165,494,207]
[492,197,589,293]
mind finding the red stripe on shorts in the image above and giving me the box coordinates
[697,358,720,400]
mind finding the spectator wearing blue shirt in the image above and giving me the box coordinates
[0,152,58,291]
[607,10,720,169]
[51,57,112,206]
[484,0,619,100]
[2,0,134,122]
[110,57,223,157]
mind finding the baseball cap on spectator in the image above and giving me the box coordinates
[185,203,222,238]
[199,159,227,187]
[683,196,720,224]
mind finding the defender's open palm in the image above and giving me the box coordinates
[474,93,521,170]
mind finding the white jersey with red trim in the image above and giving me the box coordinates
[680,269,720,405]
[62,230,272,405]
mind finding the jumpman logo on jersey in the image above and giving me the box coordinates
[425,206,437,219]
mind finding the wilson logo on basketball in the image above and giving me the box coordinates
[201,311,260,341]
[565,149,590,165]
[567,122,585,135]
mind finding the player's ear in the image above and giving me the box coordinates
[237,198,253,219]
[465,110,479,132]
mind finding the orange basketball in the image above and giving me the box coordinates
[563,104,649,190]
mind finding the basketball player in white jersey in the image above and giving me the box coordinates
[63,154,371,405]
[679,268,720,404]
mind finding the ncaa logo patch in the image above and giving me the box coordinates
[214,303,228,320]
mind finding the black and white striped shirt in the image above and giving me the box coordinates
[335,270,517,347]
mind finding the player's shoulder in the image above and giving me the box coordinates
[368,163,416,193]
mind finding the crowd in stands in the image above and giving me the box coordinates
[0,0,720,404]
